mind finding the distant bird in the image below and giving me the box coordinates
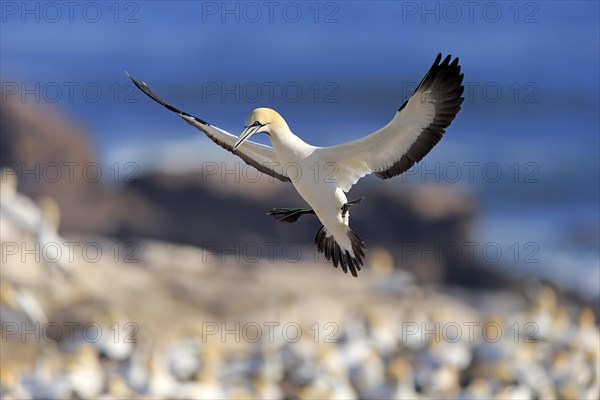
[0,168,71,276]
[128,53,464,276]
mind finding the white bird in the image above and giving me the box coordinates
[128,53,464,276]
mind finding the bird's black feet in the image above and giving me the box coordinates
[267,207,316,223]
[341,197,364,217]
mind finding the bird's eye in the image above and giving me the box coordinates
[244,121,263,128]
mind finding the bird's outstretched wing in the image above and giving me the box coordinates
[317,53,464,191]
[127,74,291,182]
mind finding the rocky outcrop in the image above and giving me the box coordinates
[0,96,115,233]
[114,172,490,285]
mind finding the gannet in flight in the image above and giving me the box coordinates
[128,53,464,277]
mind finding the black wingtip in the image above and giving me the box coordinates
[380,53,465,180]
[127,73,211,126]
[125,71,145,92]
[432,53,460,69]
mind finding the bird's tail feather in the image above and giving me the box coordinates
[315,226,366,277]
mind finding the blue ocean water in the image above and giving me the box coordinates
[2,1,598,294]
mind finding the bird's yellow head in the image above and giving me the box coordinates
[234,108,288,151]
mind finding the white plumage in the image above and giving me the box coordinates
[129,53,464,276]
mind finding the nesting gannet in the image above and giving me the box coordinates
[128,53,464,277]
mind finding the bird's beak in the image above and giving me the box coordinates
[233,125,261,151]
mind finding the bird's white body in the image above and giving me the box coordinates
[129,53,464,276]
[268,129,354,251]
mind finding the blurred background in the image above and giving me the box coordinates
[1,1,598,399]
